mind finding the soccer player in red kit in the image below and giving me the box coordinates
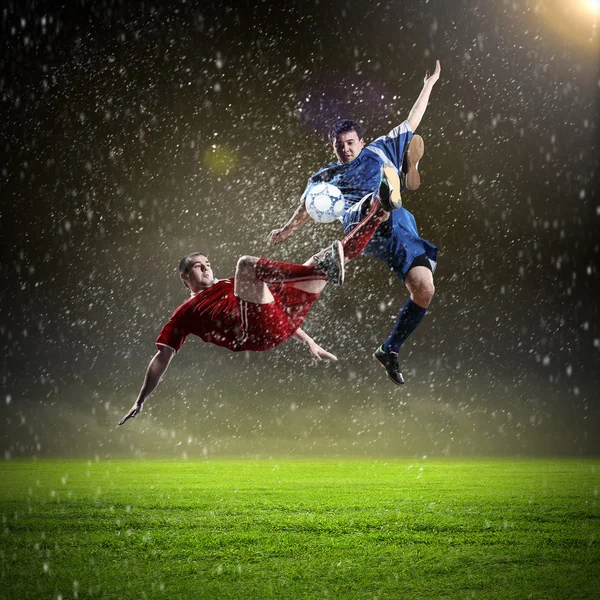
[119,195,395,425]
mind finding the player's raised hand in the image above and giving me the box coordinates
[119,401,143,425]
[424,60,441,86]
[307,340,337,362]
[266,228,289,246]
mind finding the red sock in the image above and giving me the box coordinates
[341,198,387,262]
[255,258,327,283]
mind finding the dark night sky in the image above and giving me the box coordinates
[1,0,599,458]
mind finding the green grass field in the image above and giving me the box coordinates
[1,459,599,599]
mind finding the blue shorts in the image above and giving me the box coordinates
[342,195,438,280]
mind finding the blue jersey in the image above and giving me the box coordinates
[301,120,414,214]
[302,120,438,279]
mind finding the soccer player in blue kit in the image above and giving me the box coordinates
[267,61,441,386]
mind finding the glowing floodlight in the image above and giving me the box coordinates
[584,0,600,13]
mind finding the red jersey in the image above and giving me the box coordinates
[156,278,319,353]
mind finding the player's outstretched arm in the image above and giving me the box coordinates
[267,203,312,245]
[118,346,175,425]
[407,60,441,132]
[293,328,337,361]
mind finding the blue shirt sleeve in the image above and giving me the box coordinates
[365,120,413,171]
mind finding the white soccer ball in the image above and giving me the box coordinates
[304,182,345,224]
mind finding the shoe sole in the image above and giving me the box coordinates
[373,352,405,386]
[332,240,345,285]
[405,135,424,191]
[381,167,403,210]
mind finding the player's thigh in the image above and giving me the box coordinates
[234,278,275,304]
[237,298,290,351]
[276,285,320,329]
[290,280,326,294]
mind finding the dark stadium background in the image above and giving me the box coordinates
[1,0,599,458]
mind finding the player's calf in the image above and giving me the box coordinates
[316,241,345,285]
[379,168,403,211]
[403,135,425,191]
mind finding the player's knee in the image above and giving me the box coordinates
[236,255,258,274]
[424,280,435,302]
[415,280,434,306]
[408,275,434,307]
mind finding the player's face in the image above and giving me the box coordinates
[183,255,214,292]
[332,131,365,164]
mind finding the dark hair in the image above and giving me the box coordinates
[178,252,207,276]
[328,119,364,144]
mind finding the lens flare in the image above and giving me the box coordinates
[203,145,237,175]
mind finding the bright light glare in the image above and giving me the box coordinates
[584,0,600,13]
[540,0,600,49]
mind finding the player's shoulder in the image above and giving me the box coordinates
[369,120,412,145]
[168,294,197,320]
[316,159,339,170]
[310,161,340,179]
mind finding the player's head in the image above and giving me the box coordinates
[329,119,365,164]
[179,252,214,293]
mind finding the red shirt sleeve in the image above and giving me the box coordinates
[156,308,188,353]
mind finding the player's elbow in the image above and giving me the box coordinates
[155,346,175,368]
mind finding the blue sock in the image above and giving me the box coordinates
[382,299,428,354]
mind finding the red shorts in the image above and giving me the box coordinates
[236,283,320,352]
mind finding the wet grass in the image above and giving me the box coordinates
[1,459,599,599]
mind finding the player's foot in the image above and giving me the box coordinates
[373,345,405,386]
[402,135,424,191]
[317,240,345,285]
[378,168,403,211]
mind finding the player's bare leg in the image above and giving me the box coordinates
[234,256,276,304]
[234,249,344,302]
[403,135,425,191]
[404,266,434,308]
[293,241,343,295]
[254,193,393,297]
[380,167,403,209]
[374,263,434,387]
[300,195,389,281]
